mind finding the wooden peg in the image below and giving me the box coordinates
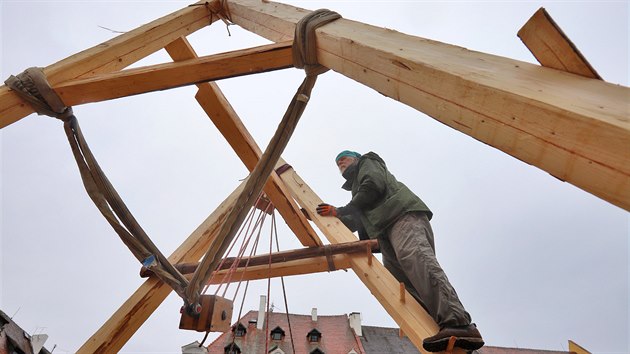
[399,282,405,303]
[366,244,372,266]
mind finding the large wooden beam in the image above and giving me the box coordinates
[164,37,322,247]
[141,239,378,277]
[78,181,245,354]
[207,254,352,283]
[54,42,293,106]
[0,0,217,128]
[518,8,602,79]
[226,0,630,211]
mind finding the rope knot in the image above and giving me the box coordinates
[4,67,73,122]
[292,9,341,76]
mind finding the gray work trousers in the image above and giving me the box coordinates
[379,212,471,328]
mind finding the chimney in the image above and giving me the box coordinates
[257,295,266,330]
[311,308,317,322]
[348,312,362,336]
[31,334,49,354]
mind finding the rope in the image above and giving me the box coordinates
[273,213,297,354]
[4,68,189,299]
[184,8,342,308]
[293,9,342,77]
[264,213,274,354]
[5,68,72,120]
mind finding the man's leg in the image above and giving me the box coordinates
[387,212,483,351]
[378,235,427,312]
[387,212,471,327]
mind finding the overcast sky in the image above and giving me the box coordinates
[1,1,628,353]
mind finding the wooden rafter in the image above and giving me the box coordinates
[518,8,602,79]
[225,0,630,211]
[54,41,293,106]
[0,0,217,128]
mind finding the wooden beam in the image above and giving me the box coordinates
[568,340,591,354]
[518,8,602,79]
[77,181,245,354]
[164,37,322,247]
[140,239,378,277]
[54,42,293,106]
[207,253,352,283]
[226,0,630,211]
[0,0,217,128]
[278,166,467,353]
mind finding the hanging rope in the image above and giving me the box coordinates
[184,8,342,310]
[273,212,297,354]
[4,68,189,299]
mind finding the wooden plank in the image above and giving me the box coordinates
[278,166,467,354]
[0,0,217,128]
[54,42,294,106]
[77,181,245,354]
[568,340,591,354]
[226,0,630,211]
[207,254,353,283]
[141,239,378,277]
[164,37,322,247]
[518,8,602,79]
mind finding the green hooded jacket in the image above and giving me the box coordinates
[337,152,432,239]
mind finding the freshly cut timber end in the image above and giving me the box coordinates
[179,295,234,333]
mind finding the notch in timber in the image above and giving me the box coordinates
[254,193,274,214]
[141,239,379,278]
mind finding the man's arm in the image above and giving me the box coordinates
[338,159,387,215]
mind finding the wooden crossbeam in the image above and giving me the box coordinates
[54,41,293,106]
[226,0,630,211]
[140,239,378,277]
[0,0,218,128]
[207,254,352,283]
[165,37,322,247]
[518,8,602,79]
[77,180,245,354]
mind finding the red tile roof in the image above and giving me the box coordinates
[207,310,362,354]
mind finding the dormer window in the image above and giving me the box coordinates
[232,323,247,337]
[310,348,325,354]
[224,343,241,354]
[270,326,285,341]
[307,328,322,343]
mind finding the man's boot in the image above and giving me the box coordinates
[422,323,484,352]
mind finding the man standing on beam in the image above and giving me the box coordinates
[316,150,484,352]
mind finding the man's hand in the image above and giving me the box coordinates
[316,203,338,217]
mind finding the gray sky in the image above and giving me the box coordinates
[1,1,628,353]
